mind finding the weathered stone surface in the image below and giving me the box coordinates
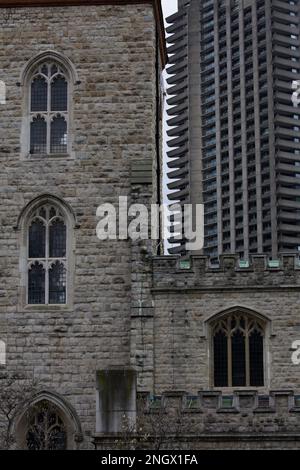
[0,3,158,449]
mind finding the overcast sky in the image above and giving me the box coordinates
[162,0,178,19]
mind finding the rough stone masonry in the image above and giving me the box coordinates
[0,0,300,451]
[0,0,164,449]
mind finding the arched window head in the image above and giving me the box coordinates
[211,311,265,388]
[27,204,67,305]
[21,51,78,159]
[14,391,83,450]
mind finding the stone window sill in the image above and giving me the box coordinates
[217,407,239,414]
[253,407,276,414]
[21,304,71,313]
[24,153,73,160]
[289,407,300,413]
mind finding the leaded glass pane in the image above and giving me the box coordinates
[41,64,48,76]
[50,116,67,154]
[30,116,47,154]
[51,64,58,76]
[49,207,56,219]
[214,330,228,387]
[232,330,246,386]
[249,329,264,386]
[39,207,46,219]
[49,220,66,258]
[49,262,66,304]
[51,76,68,111]
[31,76,47,112]
[28,263,45,304]
[29,220,46,258]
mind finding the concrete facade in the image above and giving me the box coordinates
[166,0,300,259]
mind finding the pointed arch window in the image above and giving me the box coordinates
[29,62,68,156]
[26,401,67,450]
[27,205,67,305]
[212,312,265,387]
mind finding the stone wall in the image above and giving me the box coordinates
[149,254,300,393]
[95,390,300,450]
[126,254,300,449]
[0,3,158,449]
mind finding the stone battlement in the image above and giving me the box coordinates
[152,254,300,290]
[94,390,300,449]
[139,390,300,414]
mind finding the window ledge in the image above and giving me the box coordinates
[21,304,71,312]
[182,408,203,414]
[253,407,276,414]
[217,407,239,414]
[289,407,300,413]
[24,153,73,160]
[213,387,267,393]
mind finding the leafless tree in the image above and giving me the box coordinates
[25,400,67,450]
[114,396,190,450]
[0,373,38,450]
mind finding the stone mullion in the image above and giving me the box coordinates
[45,220,49,304]
[245,321,250,387]
[47,77,51,154]
[227,318,232,387]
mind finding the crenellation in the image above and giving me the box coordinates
[152,254,300,291]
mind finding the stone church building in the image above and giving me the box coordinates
[0,0,299,450]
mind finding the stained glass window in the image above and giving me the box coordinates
[29,62,68,155]
[212,313,265,387]
[27,205,67,305]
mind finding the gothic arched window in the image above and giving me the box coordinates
[29,62,69,155]
[27,205,67,305]
[26,401,67,450]
[212,312,265,387]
